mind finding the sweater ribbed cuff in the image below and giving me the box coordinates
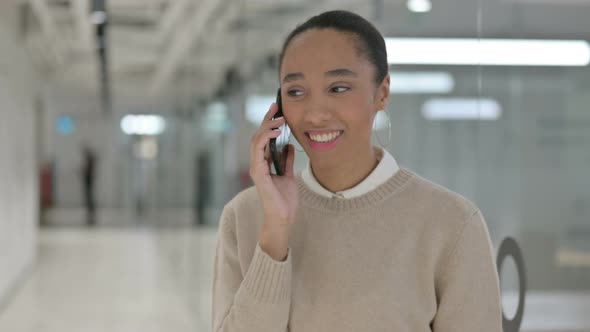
[236,242,292,304]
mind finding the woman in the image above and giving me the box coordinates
[212,10,502,332]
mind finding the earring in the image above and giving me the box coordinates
[373,109,391,148]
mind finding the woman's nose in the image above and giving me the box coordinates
[303,103,332,126]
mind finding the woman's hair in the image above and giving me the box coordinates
[279,10,388,85]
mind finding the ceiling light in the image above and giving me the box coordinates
[422,98,502,120]
[386,38,590,66]
[407,0,432,13]
[90,11,107,25]
[390,71,454,93]
[121,115,166,135]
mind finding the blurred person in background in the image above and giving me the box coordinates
[212,10,502,332]
[39,160,54,226]
[81,145,97,226]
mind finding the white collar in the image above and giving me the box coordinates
[301,147,400,199]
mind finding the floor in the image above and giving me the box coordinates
[0,226,217,332]
[0,225,589,332]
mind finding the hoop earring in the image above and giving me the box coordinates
[373,109,391,148]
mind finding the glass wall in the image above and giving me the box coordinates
[191,1,590,331]
[477,1,590,330]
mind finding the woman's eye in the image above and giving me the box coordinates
[331,86,350,93]
[287,89,303,97]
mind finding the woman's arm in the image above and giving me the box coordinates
[432,209,503,332]
[211,204,292,332]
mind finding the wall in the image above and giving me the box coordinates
[0,2,39,309]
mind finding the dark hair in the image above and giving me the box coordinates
[279,10,388,85]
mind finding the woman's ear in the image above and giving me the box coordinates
[375,73,390,111]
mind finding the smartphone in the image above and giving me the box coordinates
[269,88,291,176]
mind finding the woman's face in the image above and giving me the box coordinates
[280,28,390,168]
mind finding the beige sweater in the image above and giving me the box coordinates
[212,168,503,332]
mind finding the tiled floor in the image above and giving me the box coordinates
[1,226,589,332]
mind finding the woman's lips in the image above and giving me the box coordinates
[305,130,344,152]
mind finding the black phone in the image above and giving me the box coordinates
[269,88,291,176]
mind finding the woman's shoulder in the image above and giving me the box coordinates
[400,167,480,222]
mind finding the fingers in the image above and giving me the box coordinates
[250,103,288,179]
[251,129,281,165]
[284,144,296,177]
[264,141,271,162]
[262,102,279,123]
[251,105,285,164]
[262,116,285,131]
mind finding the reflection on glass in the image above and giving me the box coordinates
[389,71,454,94]
[385,38,590,66]
[422,98,501,121]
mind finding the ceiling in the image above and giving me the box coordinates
[6,0,590,109]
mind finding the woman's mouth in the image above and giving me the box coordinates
[306,130,344,151]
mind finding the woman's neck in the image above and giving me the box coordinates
[310,147,380,193]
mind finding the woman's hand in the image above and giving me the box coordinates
[249,103,299,260]
[250,102,299,226]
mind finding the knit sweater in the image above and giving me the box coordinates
[211,168,503,332]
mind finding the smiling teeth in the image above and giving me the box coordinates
[309,131,342,143]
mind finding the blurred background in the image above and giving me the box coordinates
[0,0,589,331]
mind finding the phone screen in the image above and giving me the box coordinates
[269,88,291,176]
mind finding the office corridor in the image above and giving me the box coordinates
[0,226,216,332]
[1,0,590,330]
